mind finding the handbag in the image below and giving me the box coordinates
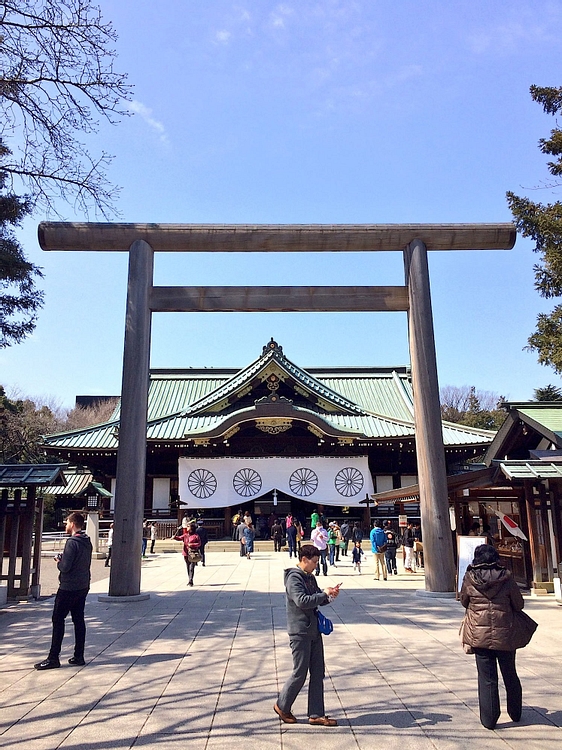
[187,549,202,563]
[316,610,333,635]
[377,544,388,553]
[511,609,538,649]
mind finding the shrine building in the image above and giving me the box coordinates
[43,339,494,536]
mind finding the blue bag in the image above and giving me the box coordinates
[316,610,333,635]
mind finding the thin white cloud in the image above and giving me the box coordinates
[128,100,169,144]
[270,3,294,29]
[467,19,549,55]
[216,29,232,43]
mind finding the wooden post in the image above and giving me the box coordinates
[523,482,542,585]
[31,495,44,599]
[404,239,456,592]
[109,240,154,598]
[7,491,21,599]
[18,486,36,597]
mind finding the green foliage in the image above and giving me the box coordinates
[533,384,562,401]
[0,141,44,347]
[0,385,64,463]
[507,85,562,372]
[440,385,507,431]
[0,386,118,462]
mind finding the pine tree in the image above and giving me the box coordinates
[0,142,43,348]
[533,384,562,401]
[507,85,562,373]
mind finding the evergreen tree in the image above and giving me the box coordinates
[440,385,507,431]
[533,384,562,401]
[0,141,43,347]
[507,85,562,373]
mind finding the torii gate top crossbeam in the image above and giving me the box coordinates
[38,222,516,253]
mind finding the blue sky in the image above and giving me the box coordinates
[3,0,562,408]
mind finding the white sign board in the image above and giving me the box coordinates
[398,514,408,527]
[457,536,485,593]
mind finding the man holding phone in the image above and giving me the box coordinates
[34,512,92,670]
[274,544,340,727]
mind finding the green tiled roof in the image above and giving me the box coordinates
[499,460,562,480]
[44,341,494,451]
[516,405,562,440]
[0,464,67,486]
[43,468,93,495]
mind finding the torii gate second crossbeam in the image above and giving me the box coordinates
[39,222,516,599]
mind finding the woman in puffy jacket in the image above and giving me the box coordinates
[460,544,525,730]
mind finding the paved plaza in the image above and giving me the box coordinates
[1,547,561,750]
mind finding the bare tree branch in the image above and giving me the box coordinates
[0,0,132,217]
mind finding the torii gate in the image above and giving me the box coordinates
[39,222,516,599]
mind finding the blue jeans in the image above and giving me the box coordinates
[315,548,328,576]
[328,545,336,566]
[287,533,297,558]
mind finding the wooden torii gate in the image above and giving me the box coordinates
[39,222,516,599]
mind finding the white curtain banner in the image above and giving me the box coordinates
[178,456,374,509]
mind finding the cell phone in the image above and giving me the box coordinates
[335,582,343,588]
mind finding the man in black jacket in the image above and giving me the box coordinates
[196,519,209,566]
[35,512,92,670]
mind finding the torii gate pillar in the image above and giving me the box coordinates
[108,240,153,598]
[405,240,456,593]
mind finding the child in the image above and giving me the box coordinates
[352,541,364,573]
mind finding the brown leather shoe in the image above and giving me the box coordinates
[309,716,338,726]
[274,703,297,724]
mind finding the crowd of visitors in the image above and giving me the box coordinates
[34,511,537,735]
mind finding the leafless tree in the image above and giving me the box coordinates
[64,397,118,430]
[1,385,118,462]
[0,0,131,216]
[440,385,506,431]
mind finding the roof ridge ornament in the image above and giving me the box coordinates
[263,338,283,356]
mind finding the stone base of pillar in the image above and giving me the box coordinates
[415,589,456,599]
[98,593,151,603]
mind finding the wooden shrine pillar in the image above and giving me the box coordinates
[108,240,154,599]
[404,239,456,593]
[521,482,542,585]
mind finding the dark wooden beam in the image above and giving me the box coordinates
[38,222,516,253]
[149,286,409,312]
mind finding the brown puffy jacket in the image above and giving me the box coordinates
[460,563,524,651]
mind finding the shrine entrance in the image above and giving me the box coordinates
[39,222,516,597]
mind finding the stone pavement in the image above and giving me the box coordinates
[0,549,561,750]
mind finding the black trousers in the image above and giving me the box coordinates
[273,536,282,552]
[48,587,89,661]
[474,648,522,729]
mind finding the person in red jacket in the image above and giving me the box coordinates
[174,521,201,586]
